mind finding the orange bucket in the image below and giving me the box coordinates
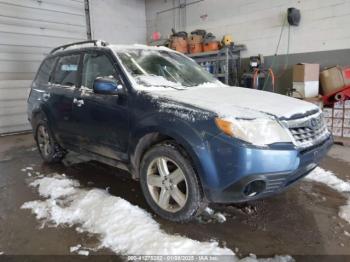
[189,35,203,44]
[203,41,219,52]
[189,43,203,54]
[171,37,188,53]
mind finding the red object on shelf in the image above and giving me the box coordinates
[344,68,350,79]
[152,32,161,41]
[322,85,350,106]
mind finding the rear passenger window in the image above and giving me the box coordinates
[34,57,57,85]
[52,54,80,87]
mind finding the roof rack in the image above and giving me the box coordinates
[50,40,109,54]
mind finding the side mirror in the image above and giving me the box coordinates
[93,77,121,95]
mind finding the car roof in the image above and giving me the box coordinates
[49,40,174,57]
[110,44,174,52]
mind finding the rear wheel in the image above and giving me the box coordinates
[35,120,64,163]
[140,143,204,222]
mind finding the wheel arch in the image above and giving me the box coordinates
[30,106,58,144]
[31,109,48,140]
[129,127,206,186]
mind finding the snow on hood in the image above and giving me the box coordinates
[134,75,224,91]
[149,86,319,120]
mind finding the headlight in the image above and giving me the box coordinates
[215,117,292,147]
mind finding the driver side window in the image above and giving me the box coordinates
[82,52,117,89]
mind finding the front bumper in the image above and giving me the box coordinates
[202,134,333,203]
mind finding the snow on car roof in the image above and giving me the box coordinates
[110,44,174,52]
[52,42,174,54]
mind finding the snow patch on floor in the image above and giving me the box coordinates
[21,166,33,172]
[339,201,350,224]
[197,207,227,224]
[306,167,350,192]
[306,167,350,224]
[21,175,233,256]
[70,244,82,253]
[77,250,89,256]
[70,244,93,255]
[21,174,293,261]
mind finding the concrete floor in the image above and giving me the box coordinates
[1,133,350,259]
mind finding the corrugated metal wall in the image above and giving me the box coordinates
[0,0,87,134]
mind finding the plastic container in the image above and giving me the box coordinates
[203,41,220,52]
[189,43,203,54]
[170,37,188,53]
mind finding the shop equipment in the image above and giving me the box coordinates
[188,44,246,86]
[241,55,275,91]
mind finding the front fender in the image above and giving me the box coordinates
[129,111,222,195]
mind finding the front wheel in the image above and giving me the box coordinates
[140,143,205,222]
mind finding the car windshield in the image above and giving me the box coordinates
[115,49,219,89]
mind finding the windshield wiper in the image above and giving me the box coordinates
[135,75,187,90]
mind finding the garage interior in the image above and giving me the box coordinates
[1,0,350,260]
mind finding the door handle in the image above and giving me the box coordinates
[42,93,50,101]
[73,98,84,107]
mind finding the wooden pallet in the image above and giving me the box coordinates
[333,136,350,146]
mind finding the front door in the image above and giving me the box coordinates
[47,53,81,149]
[72,50,129,161]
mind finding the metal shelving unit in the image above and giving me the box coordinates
[187,45,246,86]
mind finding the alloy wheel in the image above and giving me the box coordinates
[37,125,52,157]
[146,157,188,213]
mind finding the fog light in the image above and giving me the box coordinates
[243,180,266,197]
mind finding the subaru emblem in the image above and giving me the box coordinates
[310,118,318,129]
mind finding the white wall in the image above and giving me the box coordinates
[90,0,146,44]
[145,0,350,57]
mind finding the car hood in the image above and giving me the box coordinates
[150,86,319,120]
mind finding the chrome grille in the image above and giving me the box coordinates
[282,112,330,149]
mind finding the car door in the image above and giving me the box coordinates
[72,50,129,161]
[46,53,82,148]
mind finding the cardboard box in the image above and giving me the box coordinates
[334,101,345,109]
[323,107,333,118]
[343,128,350,138]
[293,81,319,98]
[332,127,343,137]
[324,117,333,127]
[344,119,350,128]
[345,100,350,109]
[333,118,343,128]
[345,109,350,119]
[323,102,350,138]
[293,63,320,82]
[333,109,344,118]
[320,66,345,96]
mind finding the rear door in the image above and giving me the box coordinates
[28,56,58,121]
[47,53,82,148]
[72,50,129,161]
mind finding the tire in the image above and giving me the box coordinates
[140,142,205,222]
[35,119,65,163]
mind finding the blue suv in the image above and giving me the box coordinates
[28,40,333,222]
